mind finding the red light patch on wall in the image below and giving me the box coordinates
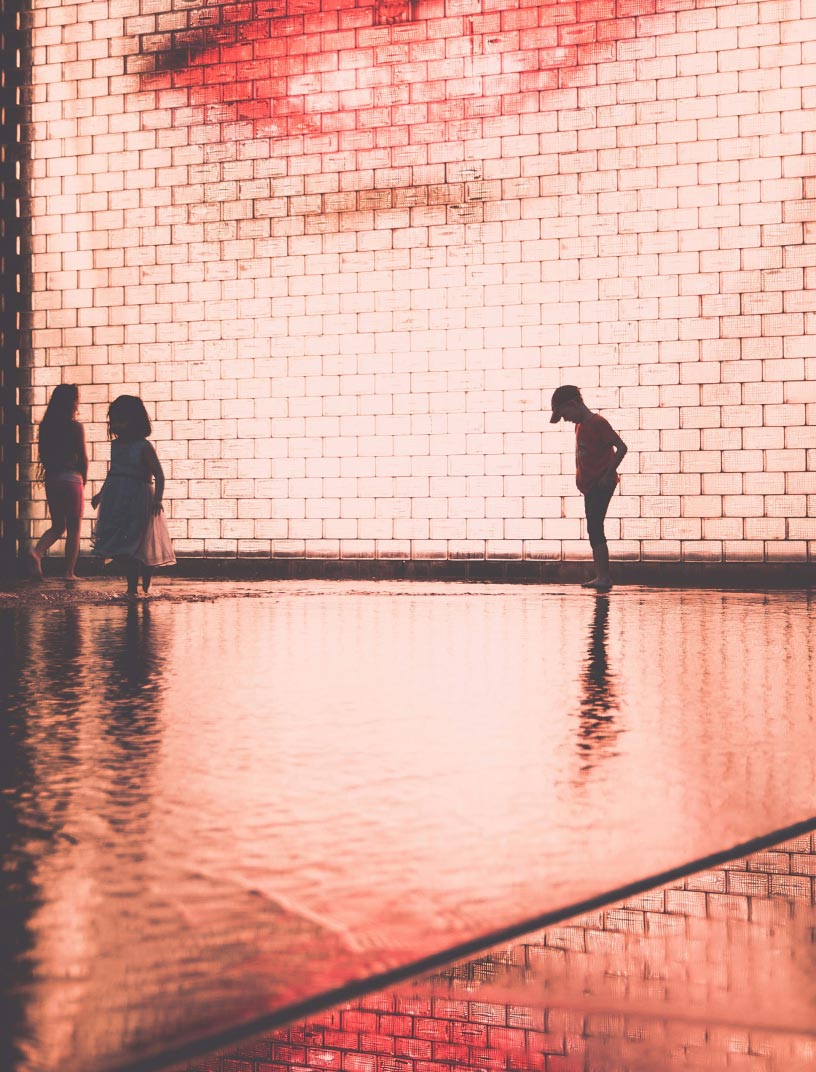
[21,0,816,562]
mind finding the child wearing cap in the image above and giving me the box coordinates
[550,386,628,592]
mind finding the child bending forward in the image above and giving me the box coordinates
[550,385,627,592]
[92,395,175,595]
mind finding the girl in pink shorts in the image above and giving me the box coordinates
[29,383,88,581]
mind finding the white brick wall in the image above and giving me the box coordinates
[20,0,816,562]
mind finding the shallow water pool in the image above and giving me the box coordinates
[2,582,815,1071]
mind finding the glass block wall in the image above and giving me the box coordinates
[19,0,816,562]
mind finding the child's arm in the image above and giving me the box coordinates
[91,473,106,509]
[142,442,166,515]
[598,430,628,489]
[76,423,89,484]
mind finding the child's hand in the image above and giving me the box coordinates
[91,493,101,509]
[152,501,163,516]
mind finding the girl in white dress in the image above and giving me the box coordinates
[92,395,175,595]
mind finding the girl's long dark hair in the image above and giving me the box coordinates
[37,384,80,481]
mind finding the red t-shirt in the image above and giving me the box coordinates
[575,414,618,494]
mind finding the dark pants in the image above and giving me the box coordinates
[584,485,615,550]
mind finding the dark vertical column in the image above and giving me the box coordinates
[0,0,20,581]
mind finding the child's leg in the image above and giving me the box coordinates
[584,488,615,587]
[124,557,140,595]
[592,539,611,584]
[63,517,81,579]
[30,483,69,577]
[62,479,85,579]
[141,565,153,593]
[33,518,66,557]
[30,520,66,578]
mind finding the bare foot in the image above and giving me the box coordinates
[63,573,79,582]
[27,551,44,581]
[581,577,599,588]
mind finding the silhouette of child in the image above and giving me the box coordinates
[29,383,88,581]
[91,395,175,596]
[550,385,628,592]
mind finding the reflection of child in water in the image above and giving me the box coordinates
[550,385,628,592]
[91,395,175,596]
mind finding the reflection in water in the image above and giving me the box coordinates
[0,603,167,1072]
[0,613,39,1072]
[29,602,167,1071]
[0,586,815,1072]
[100,603,162,837]
[1,606,90,1071]
[575,595,621,778]
[186,835,816,1072]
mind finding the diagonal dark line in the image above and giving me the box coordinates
[95,813,816,1072]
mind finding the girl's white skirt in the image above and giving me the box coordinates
[138,509,176,568]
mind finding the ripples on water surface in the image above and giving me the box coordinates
[185,831,816,1072]
[1,584,815,1072]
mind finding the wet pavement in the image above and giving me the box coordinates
[1,580,815,1072]
[182,831,816,1072]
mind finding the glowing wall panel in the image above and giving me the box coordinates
[21,0,816,561]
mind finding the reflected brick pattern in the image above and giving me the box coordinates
[184,833,816,1072]
[20,0,816,561]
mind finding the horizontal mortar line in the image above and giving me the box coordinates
[189,182,502,219]
[514,986,816,1042]
[106,812,816,1072]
